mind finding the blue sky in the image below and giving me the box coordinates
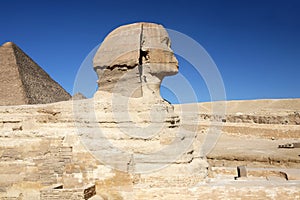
[0,0,299,103]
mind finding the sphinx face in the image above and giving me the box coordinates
[93,22,178,98]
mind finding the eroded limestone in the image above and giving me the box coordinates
[93,22,178,98]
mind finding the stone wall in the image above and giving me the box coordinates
[0,137,73,191]
[0,98,299,199]
[40,184,96,200]
[193,112,300,125]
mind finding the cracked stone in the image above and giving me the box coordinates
[93,22,178,98]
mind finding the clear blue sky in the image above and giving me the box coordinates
[1,0,299,103]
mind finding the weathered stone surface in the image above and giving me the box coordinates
[71,93,87,100]
[0,98,299,199]
[93,22,178,98]
[92,23,196,184]
[0,42,71,106]
[237,166,247,178]
[40,184,96,200]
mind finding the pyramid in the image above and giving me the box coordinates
[0,42,71,106]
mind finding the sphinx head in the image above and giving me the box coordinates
[93,22,178,99]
